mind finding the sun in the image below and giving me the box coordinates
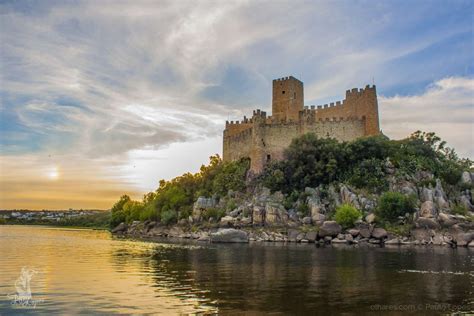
[47,166,60,180]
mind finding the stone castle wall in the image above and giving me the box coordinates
[223,76,380,173]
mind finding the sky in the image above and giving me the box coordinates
[0,0,473,210]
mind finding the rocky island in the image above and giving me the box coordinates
[111,132,473,248]
[110,77,473,248]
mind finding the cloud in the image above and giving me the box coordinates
[0,0,472,209]
[379,76,474,158]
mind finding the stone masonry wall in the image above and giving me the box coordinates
[249,119,366,172]
[222,77,380,173]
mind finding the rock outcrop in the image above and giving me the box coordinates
[210,229,249,243]
[318,221,342,237]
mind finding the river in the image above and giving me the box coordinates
[0,225,472,314]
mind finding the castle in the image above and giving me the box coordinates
[223,76,380,173]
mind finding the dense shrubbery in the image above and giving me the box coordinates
[376,192,416,222]
[110,130,471,228]
[334,204,362,228]
[110,156,249,227]
[261,131,471,194]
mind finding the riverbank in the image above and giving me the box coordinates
[112,219,474,247]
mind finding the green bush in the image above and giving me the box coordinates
[334,204,361,228]
[160,210,177,225]
[376,192,416,223]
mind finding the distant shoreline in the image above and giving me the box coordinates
[0,210,111,230]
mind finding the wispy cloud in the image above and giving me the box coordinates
[0,0,472,209]
[380,77,474,158]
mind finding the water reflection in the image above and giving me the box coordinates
[111,237,473,314]
[0,226,472,315]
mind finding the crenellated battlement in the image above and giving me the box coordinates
[223,76,380,173]
[252,109,267,118]
[345,84,376,99]
[273,75,302,83]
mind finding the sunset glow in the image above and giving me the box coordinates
[1,1,472,210]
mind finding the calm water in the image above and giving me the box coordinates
[0,225,472,315]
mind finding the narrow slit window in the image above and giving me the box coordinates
[282,90,285,94]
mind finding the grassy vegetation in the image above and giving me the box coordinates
[110,155,249,227]
[375,192,416,223]
[452,204,468,216]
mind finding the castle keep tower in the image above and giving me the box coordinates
[223,76,380,173]
[272,76,304,122]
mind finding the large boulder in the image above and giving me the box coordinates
[193,196,217,221]
[348,229,360,237]
[438,212,458,227]
[302,217,312,225]
[112,222,127,234]
[455,232,474,247]
[220,216,236,227]
[416,217,440,229]
[360,228,371,238]
[318,221,342,237]
[148,226,166,237]
[371,228,388,239]
[168,226,185,238]
[305,231,318,242]
[410,228,434,243]
[419,201,436,218]
[210,228,249,243]
[252,206,265,225]
[265,203,288,226]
